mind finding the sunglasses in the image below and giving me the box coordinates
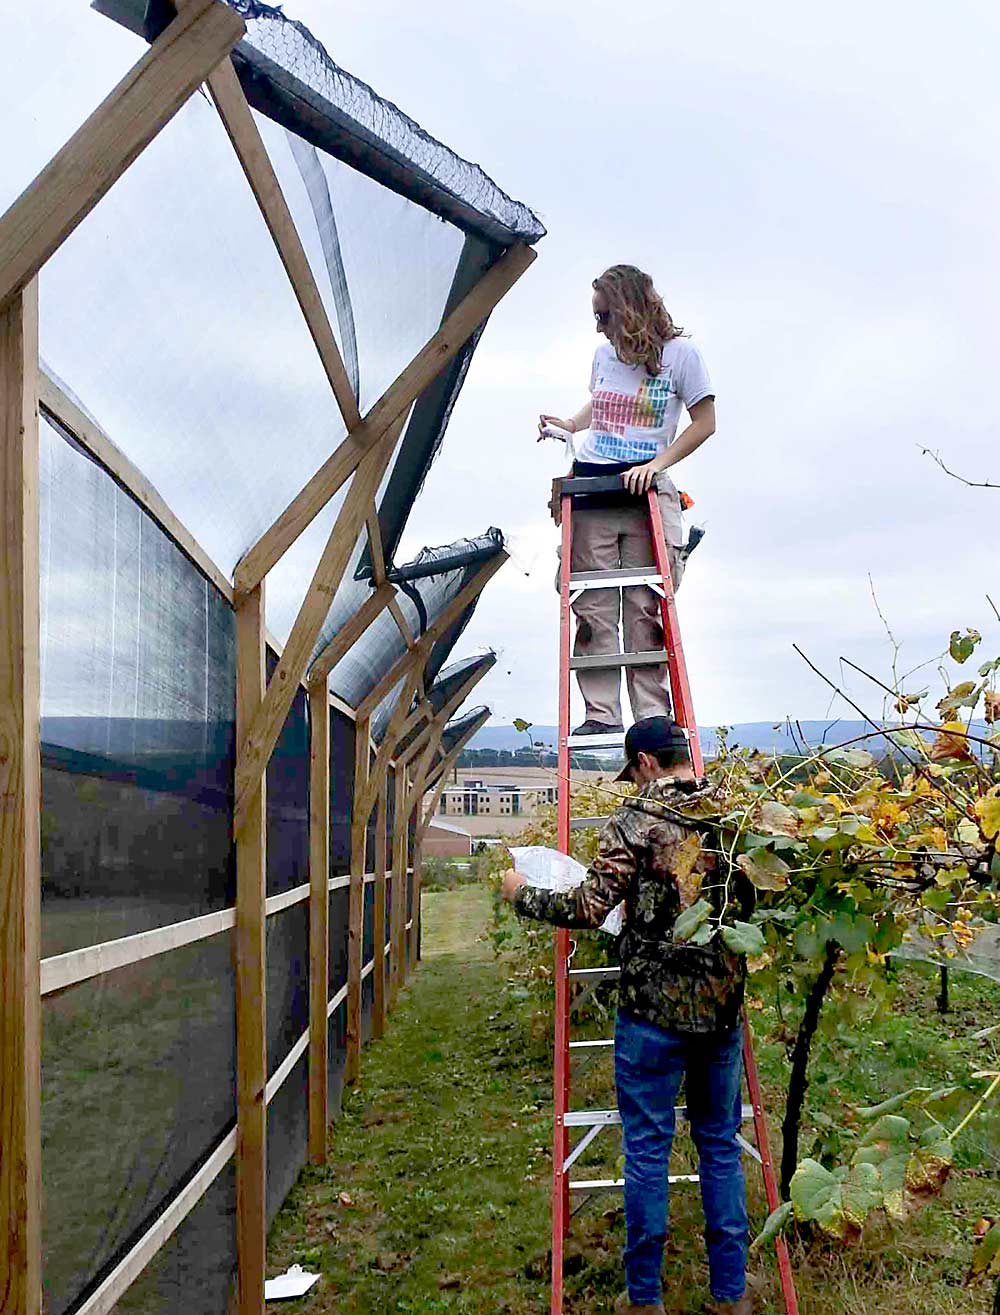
[594,310,611,326]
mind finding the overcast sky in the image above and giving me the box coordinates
[9,1,1000,731]
[288,0,999,729]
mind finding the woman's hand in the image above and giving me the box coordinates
[622,458,666,496]
[537,413,576,442]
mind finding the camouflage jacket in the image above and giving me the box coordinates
[513,779,746,1035]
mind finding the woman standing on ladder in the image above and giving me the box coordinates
[540,264,716,736]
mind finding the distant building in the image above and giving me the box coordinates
[423,818,473,858]
[438,779,557,819]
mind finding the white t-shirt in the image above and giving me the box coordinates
[575,337,713,466]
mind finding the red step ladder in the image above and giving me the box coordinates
[550,475,798,1315]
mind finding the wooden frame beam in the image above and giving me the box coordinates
[355,550,508,728]
[39,370,235,604]
[352,555,506,840]
[307,684,330,1164]
[235,243,535,594]
[405,733,443,967]
[345,716,370,1083]
[234,583,267,1315]
[400,655,496,771]
[389,767,409,1002]
[0,0,244,310]
[206,57,362,433]
[423,709,490,801]
[372,773,389,1038]
[0,282,41,1315]
[386,593,416,649]
[233,421,403,838]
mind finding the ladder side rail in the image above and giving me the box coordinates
[742,1020,800,1315]
[645,490,704,775]
[551,492,576,1314]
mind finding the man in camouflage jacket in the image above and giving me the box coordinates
[501,718,752,1315]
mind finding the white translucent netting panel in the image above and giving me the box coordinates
[38,417,233,741]
[254,112,467,414]
[38,87,346,579]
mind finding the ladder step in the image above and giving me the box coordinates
[566,731,627,749]
[568,966,620,980]
[564,1104,755,1127]
[569,568,665,590]
[569,649,670,672]
[569,1174,700,1191]
[570,815,609,830]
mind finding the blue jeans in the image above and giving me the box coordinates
[614,1010,748,1304]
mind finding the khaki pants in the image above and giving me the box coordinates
[569,477,685,727]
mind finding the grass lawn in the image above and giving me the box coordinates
[266,886,1000,1314]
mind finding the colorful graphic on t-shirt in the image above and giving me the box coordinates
[591,368,674,462]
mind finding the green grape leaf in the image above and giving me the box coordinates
[720,921,766,956]
[749,1200,793,1256]
[673,898,712,943]
[950,628,982,664]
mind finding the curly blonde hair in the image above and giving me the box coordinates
[593,265,683,375]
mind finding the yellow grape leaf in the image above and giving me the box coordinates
[737,849,791,892]
[957,818,980,845]
[985,691,1000,725]
[929,722,974,763]
[672,832,705,908]
[975,788,1000,840]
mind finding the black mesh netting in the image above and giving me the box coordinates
[438,705,491,762]
[371,650,496,751]
[317,529,503,710]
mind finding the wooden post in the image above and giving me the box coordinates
[235,583,267,1315]
[233,427,402,838]
[390,768,408,1002]
[345,716,370,1083]
[0,282,41,1315]
[307,683,330,1163]
[372,773,388,1039]
[406,767,423,965]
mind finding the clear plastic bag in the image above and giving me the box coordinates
[510,845,622,937]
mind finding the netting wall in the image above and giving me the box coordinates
[35,419,421,1312]
[4,1,536,1307]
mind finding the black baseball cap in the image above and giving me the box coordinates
[615,716,691,782]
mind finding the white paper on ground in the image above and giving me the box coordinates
[265,1265,321,1300]
[509,845,623,937]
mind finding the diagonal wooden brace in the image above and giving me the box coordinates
[206,56,362,432]
[233,420,403,838]
[234,243,535,594]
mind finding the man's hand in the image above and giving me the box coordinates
[500,869,528,903]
